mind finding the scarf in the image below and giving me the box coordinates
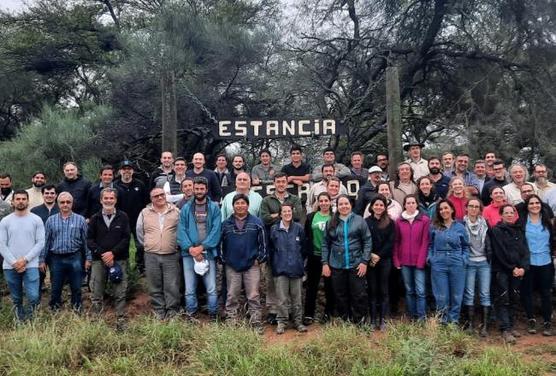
[401,211,419,221]
[463,215,488,244]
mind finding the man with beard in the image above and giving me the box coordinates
[532,164,555,200]
[0,174,15,204]
[306,164,347,214]
[515,183,554,219]
[0,190,45,321]
[57,162,91,217]
[87,188,131,329]
[149,151,174,189]
[428,157,451,199]
[114,160,149,274]
[177,177,222,321]
[481,159,508,205]
[445,153,481,190]
[375,154,389,181]
[26,171,46,209]
[186,153,222,202]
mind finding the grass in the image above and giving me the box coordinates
[0,311,547,376]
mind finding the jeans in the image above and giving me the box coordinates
[463,260,491,306]
[275,276,302,325]
[183,257,217,316]
[330,267,368,323]
[400,266,426,320]
[521,263,554,323]
[144,252,181,319]
[4,267,40,321]
[304,254,335,318]
[90,261,128,318]
[430,251,466,323]
[493,271,521,331]
[49,253,84,311]
[225,263,262,324]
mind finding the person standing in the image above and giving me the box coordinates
[149,151,174,189]
[532,164,555,200]
[177,177,222,321]
[428,157,451,199]
[281,145,312,187]
[353,166,382,215]
[86,165,118,219]
[311,147,351,182]
[447,177,468,220]
[57,162,91,217]
[0,173,15,204]
[251,149,279,186]
[164,157,188,204]
[389,162,417,205]
[321,195,371,324]
[175,177,194,209]
[25,171,46,209]
[481,159,508,205]
[404,141,429,180]
[483,187,515,228]
[417,176,440,219]
[214,154,234,196]
[473,160,489,195]
[347,151,368,185]
[220,173,263,220]
[0,190,45,321]
[428,199,469,324]
[87,188,130,327]
[136,187,181,320]
[269,203,307,334]
[220,194,267,333]
[503,164,528,205]
[185,153,222,202]
[39,192,91,311]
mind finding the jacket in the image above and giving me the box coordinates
[269,221,305,278]
[447,195,467,220]
[393,213,430,269]
[490,222,530,273]
[87,210,131,261]
[260,193,303,227]
[365,216,395,260]
[114,178,149,227]
[57,175,92,216]
[428,221,469,258]
[353,181,378,215]
[321,213,372,269]
[177,199,221,259]
[220,213,267,272]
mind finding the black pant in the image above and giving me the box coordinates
[521,263,554,323]
[131,229,145,273]
[304,254,335,318]
[493,271,521,331]
[331,267,368,323]
[366,258,391,317]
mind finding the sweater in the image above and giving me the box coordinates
[0,213,45,269]
[185,169,223,202]
[393,213,430,269]
[220,213,267,272]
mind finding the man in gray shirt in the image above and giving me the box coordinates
[0,190,45,321]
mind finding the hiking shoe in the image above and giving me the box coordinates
[266,313,278,325]
[542,322,553,337]
[527,319,537,334]
[502,330,516,344]
[302,316,314,326]
[276,322,286,335]
[510,329,521,338]
[296,324,308,333]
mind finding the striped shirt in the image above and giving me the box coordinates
[40,212,91,263]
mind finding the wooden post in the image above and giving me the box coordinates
[161,70,178,154]
[386,65,402,178]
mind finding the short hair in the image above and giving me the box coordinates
[57,192,74,202]
[174,157,186,164]
[259,149,271,157]
[456,153,470,159]
[492,159,505,167]
[375,154,388,163]
[99,165,114,175]
[274,172,288,181]
[321,163,336,173]
[351,151,363,158]
[216,153,228,161]
[0,173,11,180]
[520,182,535,191]
[100,187,118,200]
[193,176,208,188]
[63,161,78,169]
[181,177,194,187]
[13,189,29,199]
[232,193,249,205]
[32,171,46,178]
[290,145,302,154]
[428,156,441,164]
[474,159,486,166]
[441,152,454,158]
[233,155,245,163]
[281,202,294,212]
[41,184,57,194]
[323,147,335,155]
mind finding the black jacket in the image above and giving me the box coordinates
[481,178,507,205]
[57,175,91,216]
[490,222,530,273]
[365,216,395,260]
[515,202,554,221]
[87,210,131,261]
[353,181,378,216]
[114,178,149,227]
[86,183,124,219]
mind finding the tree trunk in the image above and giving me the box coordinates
[386,65,402,178]
[161,70,177,154]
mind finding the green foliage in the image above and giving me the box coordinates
[0,104,107,188]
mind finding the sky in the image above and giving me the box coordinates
[1,0,29,12]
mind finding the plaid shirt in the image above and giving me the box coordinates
[40,212,91,263]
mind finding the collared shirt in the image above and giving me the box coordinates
[406,158,429,180]
[534,181,556,200]
[525,217,551,266]
[41,212,90,263]
[446,170,481,190]
[102,209,116,228]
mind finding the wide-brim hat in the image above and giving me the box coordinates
[403,141,425,151]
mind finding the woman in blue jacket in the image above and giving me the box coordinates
[428,199,469,324]
[322,195,372,324]
[269,203,307,334]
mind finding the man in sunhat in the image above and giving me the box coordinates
[404,140,429,180]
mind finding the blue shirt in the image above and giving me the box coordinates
[525,217,551,266]
[41,212,91,263]
[429,221,469,254]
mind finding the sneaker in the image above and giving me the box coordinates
[379,319,387,331]
[266,313,278,325]
[527,319,537,334]
[510,329,521,338]
[296,324,308,333]
[276,322,286,335]
[302,316,314,326]
[542,322,553,337]
[502,330,516,344]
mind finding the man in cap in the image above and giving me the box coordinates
[354,166,382,215]
[404,141,429,180]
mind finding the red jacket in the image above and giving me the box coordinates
[393,213,430,269]
[447,195,468,220]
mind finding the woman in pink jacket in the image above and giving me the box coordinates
[393,194,431,320]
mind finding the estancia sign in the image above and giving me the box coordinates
[214,118,345,139]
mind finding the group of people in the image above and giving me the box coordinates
[0,142,554,343]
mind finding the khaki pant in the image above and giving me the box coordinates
[90,260,128,318]
[225,263,262,324]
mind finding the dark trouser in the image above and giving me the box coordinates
[493,271,521,331]
[90,261,128,318]
[330,267,368,323]
[366,258,391,319]
[304,254,335,318]
[521,263,554,323]
[49,253,84,311]
[144,252,181,319]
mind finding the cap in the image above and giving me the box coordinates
[108,263,124,283]
[120,160,134,169]
[368,166,383,174]
[403,141,425,151]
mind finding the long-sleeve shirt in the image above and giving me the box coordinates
[0,213,45,269]
[41,212,91,263]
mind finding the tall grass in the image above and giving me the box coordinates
[0,311,546,376]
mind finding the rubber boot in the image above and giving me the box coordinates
[466,305,475,333]
[480,306,489,338]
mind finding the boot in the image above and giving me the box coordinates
[379,302,388,331]
[465,305,475,333]
[542,322,553,337]
[479,306,489,337]
[369,302,378,330]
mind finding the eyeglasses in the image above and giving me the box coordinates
[150,193,165,199]
[59,200,72,204]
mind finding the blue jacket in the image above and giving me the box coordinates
[428,221,470,258]
[221,214,267,272]
[269,221,306,278]
[321,213,372,269]
[177,199,222,259]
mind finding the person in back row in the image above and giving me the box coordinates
[57,162,91,217]
[186,153,222,202]
[221,172,263,220]
[311,147,351,182]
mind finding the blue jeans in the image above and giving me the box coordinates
[430,251,466,323]
[400,266,426,320]
[182,257,217,315]
[49,253,84,311]
[4,268,40,321]
[463,260,491,306]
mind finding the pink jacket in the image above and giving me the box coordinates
[393,213,430,269]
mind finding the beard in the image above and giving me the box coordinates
[536,177,547,186]
[429,167,441,175]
